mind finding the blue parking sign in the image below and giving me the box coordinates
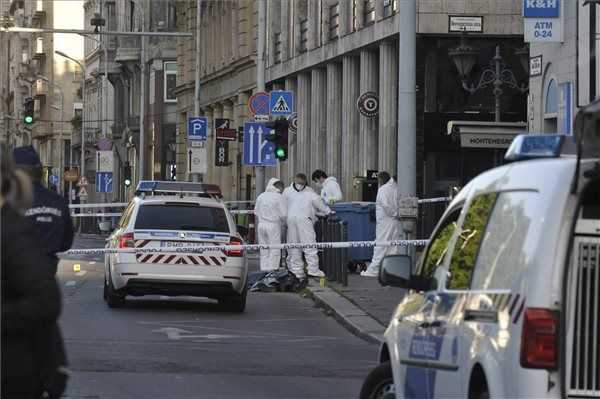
[188,117,208,140]
[270,91,294,117]
[242,122,276,166]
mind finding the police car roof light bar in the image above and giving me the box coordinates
[135,181,223,198]
[504,134,565,163]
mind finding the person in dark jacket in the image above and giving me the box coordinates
[13,145,74,260]
[1,147,64,399]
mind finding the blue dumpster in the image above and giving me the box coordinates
[331,202,376,263]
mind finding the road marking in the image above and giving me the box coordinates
[152,327,246,341]
[89,261,96,265]
[149,325,338,340]
[139,318,324,325]
[65,281,76,286]
[73,264,81,272]
[75,271,87,276]
[160,296,170,300]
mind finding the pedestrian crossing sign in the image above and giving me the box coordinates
[270,90,294,117]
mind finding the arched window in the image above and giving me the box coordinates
[544,79,558,132]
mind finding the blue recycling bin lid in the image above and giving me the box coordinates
[332,202,374,213]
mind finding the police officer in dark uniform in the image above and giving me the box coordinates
[13,146,74,261]
[13,145,72,399]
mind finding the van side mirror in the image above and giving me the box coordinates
[379,255,412,287]
[380,255,436,291]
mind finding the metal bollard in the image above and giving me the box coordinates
[340,220,348,286]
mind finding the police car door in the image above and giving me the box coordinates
[428,192,499,399]
[397,207,462,399]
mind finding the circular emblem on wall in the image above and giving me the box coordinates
[287,112,298,133]
[357,92,379,117]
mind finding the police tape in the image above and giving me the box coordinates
[69,202,128,209]
[418,197,452,204]
[62,239,429,256]
[71,213,122,218]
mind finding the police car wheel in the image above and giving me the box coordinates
[219,288,247,313]
[105,273,126,308]
[359,361,395,399]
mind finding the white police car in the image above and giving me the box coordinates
[360,108,600,399]
[103,181,248,312]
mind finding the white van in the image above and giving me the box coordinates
[359,110,600,399]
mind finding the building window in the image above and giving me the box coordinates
[299,18,308,53]
[329,3,340,40]
[383,0,398,17]
[164,61,177,103]
[352,0,357,31]
[274,32,282,64]
[364,0,375,26]
[544,79,558,132]
[130,1,135,31]
[167,2,177,30]
[36,37,43,54]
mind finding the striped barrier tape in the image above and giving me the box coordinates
[71,213,123,218]
[418,197,452,204]
[67,197,452,218]
[69,202,128,209]
[62,239,429,256]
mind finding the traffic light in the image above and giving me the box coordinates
[123,162,132,187]
[264,119,289,161]
[23,97,34,125]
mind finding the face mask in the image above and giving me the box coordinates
[315,181,323,188]
[293,183,306,191]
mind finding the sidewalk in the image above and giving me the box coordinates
[306,273,407,344]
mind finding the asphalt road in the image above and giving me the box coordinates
[58,237,377,399]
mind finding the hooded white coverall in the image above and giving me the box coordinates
[283,183,332,278]
[254,178,287,271]
[320,176,343,205]
[365,179,401,273]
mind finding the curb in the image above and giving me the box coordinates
[306,280,385,345]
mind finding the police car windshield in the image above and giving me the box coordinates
[134,203,229,233]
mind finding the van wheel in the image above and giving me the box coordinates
[359,361,395,399]
[220,288,247,313]
[105,274,125,308]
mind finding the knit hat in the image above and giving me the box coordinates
[12,146,41,167]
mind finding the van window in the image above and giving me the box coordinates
[447,193,498,290]
[420,208,461,279]
[471,191,538,290]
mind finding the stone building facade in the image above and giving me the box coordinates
[2,0,81,195]
[528,1,595,136]
[176,0,527,204]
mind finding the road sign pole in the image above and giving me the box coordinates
[255,0,267,196]
[192,0,203,183]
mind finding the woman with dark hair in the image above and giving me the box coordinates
[1,146,66,399]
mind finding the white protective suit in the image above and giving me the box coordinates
[319,176,343,205]
[254,178,287,271]
[366,178,402,273]
[283,183,332,278]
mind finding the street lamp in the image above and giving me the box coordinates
[131,0,146,181]
[38,75,64,195]
[449,35,529,122]
[55,50,86,183]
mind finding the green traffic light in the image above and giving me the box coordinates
[276,147,286,159]
[24,116,33,124]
